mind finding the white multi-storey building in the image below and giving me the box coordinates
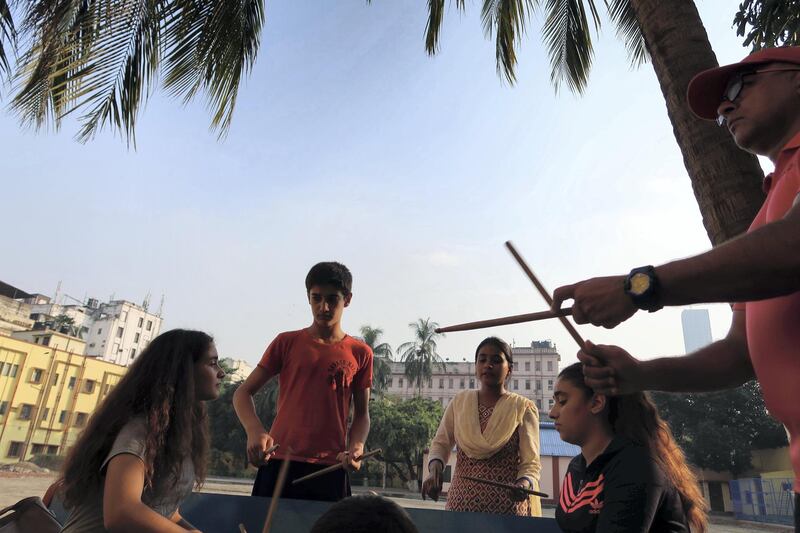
[383,340,561,413]
[81,300,162,366]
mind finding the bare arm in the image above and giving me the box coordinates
[340,388,371,471]
[552,199,800,329]
[103,454,194,533]
[232,366,277,466]
[658,199,800,305]
[170,510,199,532]
[580,310,754,395]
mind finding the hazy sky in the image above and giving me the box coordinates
[2,0,768,367]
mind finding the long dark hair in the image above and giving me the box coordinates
[559,363,707,532]
[61,329,213,507]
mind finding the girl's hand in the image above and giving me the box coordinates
[510,478,531,502]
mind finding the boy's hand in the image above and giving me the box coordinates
[246,431,275,467]
[337,443,364,472]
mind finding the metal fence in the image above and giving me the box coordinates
[729,477,795,526]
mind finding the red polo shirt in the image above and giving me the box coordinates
[733,131,800,491]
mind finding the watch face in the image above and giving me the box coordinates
[630,272,650,296]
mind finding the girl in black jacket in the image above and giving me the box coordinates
[551,362,707,532]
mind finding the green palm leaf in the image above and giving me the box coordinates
[541,0,599,94]
[604,0,647,67]
[0,0,16,81]
[482,0,536,83]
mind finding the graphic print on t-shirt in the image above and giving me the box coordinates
[327,359,357,390]
[560,472,605,515]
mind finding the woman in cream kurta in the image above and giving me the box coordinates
[422,336,541,517]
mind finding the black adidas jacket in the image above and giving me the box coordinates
[556,436,690,532]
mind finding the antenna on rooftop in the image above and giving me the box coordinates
[157,294,165,317]
[142,292,151,311]
[54,280,62,304]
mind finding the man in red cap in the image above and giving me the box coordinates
[550,46,800,528]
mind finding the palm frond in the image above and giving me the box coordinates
[162,0,264,138]
[541,0,597,94]
[481,0,536,84]
[0,0,17,82]
[604,0,647,68]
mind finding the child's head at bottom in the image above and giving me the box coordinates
[310,495,419,533]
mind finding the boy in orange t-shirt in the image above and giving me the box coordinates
[233,262,373,501]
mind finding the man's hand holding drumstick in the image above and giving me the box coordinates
[551,276,638,329]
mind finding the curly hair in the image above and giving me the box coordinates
[60,329,212,507]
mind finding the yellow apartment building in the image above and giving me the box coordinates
[0,334,127,462]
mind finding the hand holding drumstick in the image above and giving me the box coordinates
[421,461,443,502]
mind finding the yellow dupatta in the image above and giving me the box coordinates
[451,390,542,516]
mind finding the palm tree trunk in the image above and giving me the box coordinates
[629,0,765,245]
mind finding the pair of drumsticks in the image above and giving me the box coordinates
[436,241,585,350]
[240,446,382,533]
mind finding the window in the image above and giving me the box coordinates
[513,379,519,389]
[146,320,153,331]
[536,379,541,391]
[10,365,18,378]
[47,445,59,455]
[438,378,443,389]
[40,407,50,421]
[19,404,33,420]
[130,349,136,359]
[513,362,519,371]
[138,317,144,328]
[7,442,23,458]
[0,362,4,374]
[75,413,88,427]
[0,401,8,415]
[41,335,51,346]
[83,380,96,394]
[68,377,76,389]
[134,333,140,343]
[525,361,530,371]
[387,378,393,388]
[121,310,128,322]
[469,378,475,389]
[549,399,554,408]
[97,328,102,334]
[448,378,453,389]
[547,361,553,372]
[525,380,531,390]
[31,444,46,455]
[535,361,541,372]
[460,378,465,388]
[536,399,542,409]
[398,378,403,388]
[407,379,412,389]
[547,379,553,391]
[30,368,44,383]
[51,373,59,386]
[116,327,124,338]
[59,411,68,424]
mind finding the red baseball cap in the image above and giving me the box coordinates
[687,46,800,120]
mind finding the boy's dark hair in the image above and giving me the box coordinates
[474,336,514,368]
[309,495,418,533]
[305,262,353,296]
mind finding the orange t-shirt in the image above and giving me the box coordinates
[258,329,373,465]
[732,132,800,491]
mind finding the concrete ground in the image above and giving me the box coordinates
[1,473,791,532]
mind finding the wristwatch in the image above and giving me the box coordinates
[624,266,663,312]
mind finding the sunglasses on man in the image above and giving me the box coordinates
[717,67,800,126]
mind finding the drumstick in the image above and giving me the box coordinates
[262,449,292,533]
[462,475,549,498]
[291,449,382,485]
[264,444,279,457]
[435,308,572,333]
[505,241,586,350]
